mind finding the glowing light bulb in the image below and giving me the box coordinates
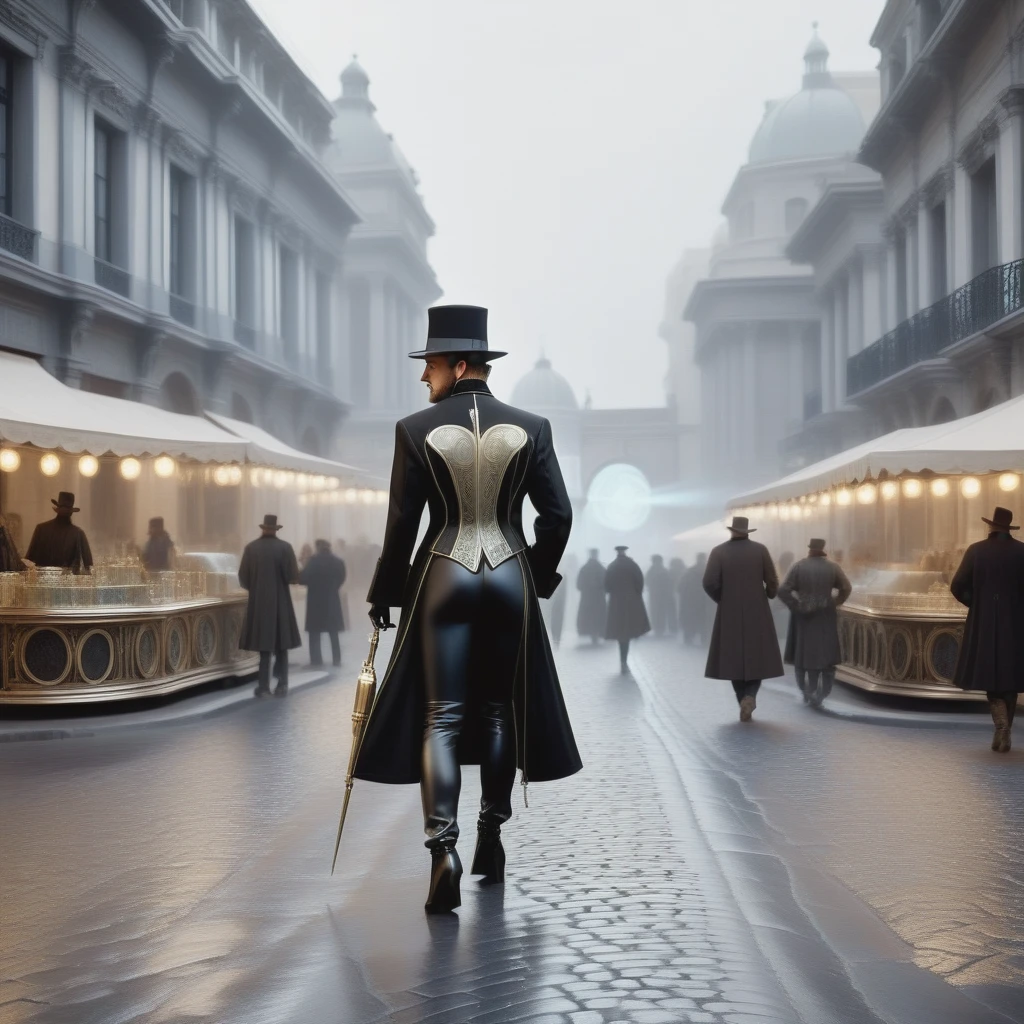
[902,478,923,499]
[880,481,899,501]
[154,456,176,478]
[0,448,21,472]
[78,455,99,478]
[213,465,231,486]
[960,477,981,498]
[999,473,1020,492]
[227,465,243,486]
[820,493,832,507]
[249,468,262,487]
[836,488,852,506]
[40,453,61,477]
[273,470,288,490]
[856,483,877,505]
[930,478,950,497]
[345,487,359,504]
[119,457,141,481]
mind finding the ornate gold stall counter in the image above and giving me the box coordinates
[0,563,256,704]
[835,569,974,700]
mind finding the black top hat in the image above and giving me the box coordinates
[51,492,80,513]
[982,507,1019,531]
[149,517,165,530]
[260,514,283,531]
[408,304,507,360]
[615,545,629,552]
[588,548,599,557]
[808,538,826,552]
[727,516,755,535]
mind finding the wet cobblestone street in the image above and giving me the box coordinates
[2,630,1023,1023]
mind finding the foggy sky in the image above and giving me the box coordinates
[253,0,881,409]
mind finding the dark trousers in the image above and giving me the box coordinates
[618,640,630,665]
[309,631,341,666]
[731,680,761,703]
[420,557,524,850]
[986,692,1019,724]
[796,667,835,701]
[257,650,288,692]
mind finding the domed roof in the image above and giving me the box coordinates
[325,57,418,185]
[510,357,579,412]
[748,26,866,165]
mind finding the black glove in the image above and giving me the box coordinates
[369,604,395,630]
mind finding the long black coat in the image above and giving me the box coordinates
[298,551,346,633]
[576,557,607,639]
[703,537,783,681]
[645,562,674,635]
[951,533,1024,693]
[778,555,851,670]
[355,378,581,785]
[604,553,651,641]
[238,535,301,652]
[678,560,711,640]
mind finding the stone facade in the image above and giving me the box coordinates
[0,0,358,454]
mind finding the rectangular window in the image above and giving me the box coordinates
[94,122,112,263]
[0,47,12,217]
[233,215,255,328]
[169,166,183,296]
[894,227,908,322]
[279,244,299,354]
[971,157,998,276]
[930,201,948,298]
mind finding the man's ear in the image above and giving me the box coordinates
[454,359,468,380]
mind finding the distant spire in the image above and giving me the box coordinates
[803,21,832,88]
[338,55,374,112]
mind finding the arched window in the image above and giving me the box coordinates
[785,198,809,234]
[160,372,199,416]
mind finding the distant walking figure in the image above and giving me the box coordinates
[605,545,650,675]
[778,538,851,708]
[576,549,607,644]
[703,517,784,721]
[645,555,674,637]
[679,553,710,645]
[299,538,347,667]
[950,506,1024,753]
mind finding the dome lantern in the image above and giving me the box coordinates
[339,55,374,112]
[803,22,831,88]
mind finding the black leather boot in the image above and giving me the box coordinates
[470,822,505,884]
[424,844,462,914]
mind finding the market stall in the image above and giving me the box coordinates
[728,395,1024,699]
[0,353,370,704]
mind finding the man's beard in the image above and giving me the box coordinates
[427,372,458,404]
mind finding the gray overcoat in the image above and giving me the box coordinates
[604,553,651,641]
[702,536,784,681]
[778,555,852,670]
[238,535,302,652]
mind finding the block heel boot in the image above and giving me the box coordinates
[470,823,506,885]
[424,845,463,914]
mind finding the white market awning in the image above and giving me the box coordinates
[731,392,1024,507]
[205,412,364,477]
[0,352,247,463]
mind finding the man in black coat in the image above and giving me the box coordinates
[951,506,1024,753]
[141,517,175,572]
[576,549,606,643]
[299,539,346,667]
[604,545,650,674]
[239,514,301,698]
[645,554,674,637]
[25,492,93,574]
[678,552,710,645]
[355,305,581,914]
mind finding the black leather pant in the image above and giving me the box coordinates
[257,650,288,691]
[731,680,761,703]
[420,556,525,849]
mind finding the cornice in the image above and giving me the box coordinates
[0,0,46,58]
[957,111,1001,173]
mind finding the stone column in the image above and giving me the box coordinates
[833,275,848,407]
[862,247,884,350]
[370,277,387,407]
[951,163,972,288]
[821,289,836,413]
[917,199,933,308]
[848,258,864,355]
[885,239,899,331]
[998,88,1024,265]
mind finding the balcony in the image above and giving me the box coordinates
[94,258,130,298]
[0,213,38,261]
[233,320,256,349]
[169,294,195,327]
[847,258,1024,397]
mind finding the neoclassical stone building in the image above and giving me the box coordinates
[0,0,358,453]
[323,57,441,479]
[683,28,879,497]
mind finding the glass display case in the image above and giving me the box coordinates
[845,568,966,618]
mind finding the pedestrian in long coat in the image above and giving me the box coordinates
[950,506,1024,753]
[667,558,685,635]
[771,551,795,641]
[645,555,674,637]
[298,538,346,668]
[604,545,650,674]
[703,517,784,721]
[576,549,607,643]
[778,539,851,707]
[239,514,301,698]
[678,553,711,645]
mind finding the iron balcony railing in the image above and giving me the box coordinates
[847,258,1024,397]
[0,213,38,261]
[169,294,195,327]
[94,258,130,298]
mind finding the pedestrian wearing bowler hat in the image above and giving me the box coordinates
[703,517,784,721]
[353,304,581,914]
[239,514,301,698]
[778,539,851,708]
[141,517,176,572]
[951,506,1024,753]
[25,492,93,574]
[604,546,651,674]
